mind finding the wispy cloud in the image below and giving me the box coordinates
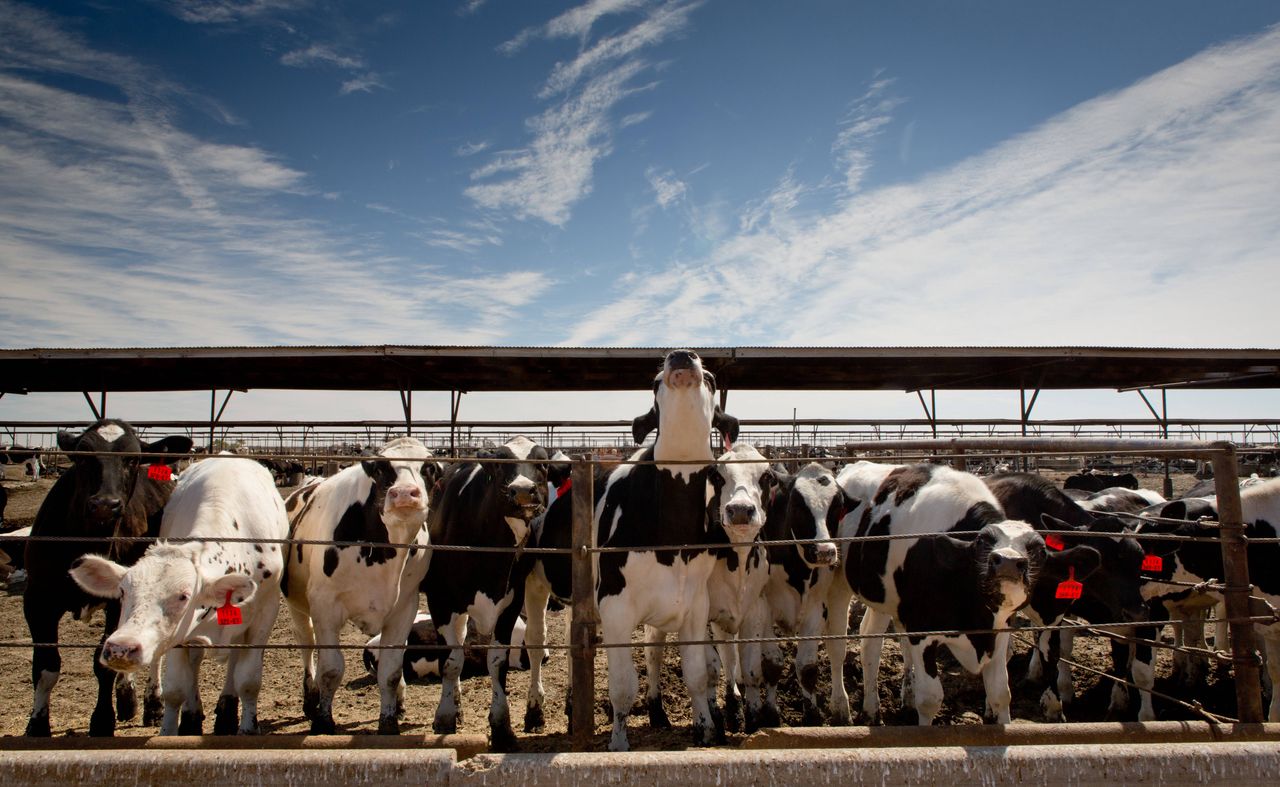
[564,25,1280,347]
[832,73,903,195]
[646,166,686,209]
[469,0,699,226]
[457,0,488,16]
[455,140,491,157]
[159,0,311,25]
[280,43,364,70]
[0,2,547,347]
[500,0,654,56]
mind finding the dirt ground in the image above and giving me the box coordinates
[0,466,1246,750]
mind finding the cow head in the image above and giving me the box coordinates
[57,420,192,529]
[70,543,257,671]
[711,443,774,545]
[631,349,739,455]
[361,437,439,531]
[768,462,846,567]
[939,521,1100,614]
[479,435,550,544]
[1041,513,1148,623]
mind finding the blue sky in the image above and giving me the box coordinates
[2,1,1279,425]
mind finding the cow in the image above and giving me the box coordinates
[983,473,1151,720]
[68,456,288,735]
[22,419,192,736]
[422,434,552,751]
[643,443,776,734]
[595,349,739,751]
[3,446,44,482]
[362,611,533,682]
[1065,471,1139,493]
[841,463,1099,725]
[1133,478,1280,720]
[1080,487,1166,514]
[283,436,437,735]
[757,461,846,727]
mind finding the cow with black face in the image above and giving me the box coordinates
[283,436,438,735]
[23,419,192,737]
[595,349,739,752]
[422,435,551,751]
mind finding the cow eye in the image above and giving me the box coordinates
[817,476,831,486]
[177,592,190,603]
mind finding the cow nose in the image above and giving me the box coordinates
[990,553,1028,579]
[667,349,696,367]
[725,502,756,525]
[387,484,424,508]
[88,496,123,519]
[814,542,838,565]
[507,481,537,508]
[101,637,143,669]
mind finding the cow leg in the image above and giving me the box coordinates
[232,598,276,735]
[24,601,61,738]
[739,597,769,733]
[159,647,201,736]
[1264,633,1280,722]
[825,580,854,725]
[522,573,551,732]
[484,600,522,752]
[1034,626,1065,722]
[602,605,640,752]
[758,621,784,729]
[679,600,720,746]
[711,623,743,734]
[310,611,345,735]
[1056,628,1076,707]
[795,610,825,726]
[1129,624,1158,722]
[981,633,1013,724]
[286,602,319,723]
[374,596,417,736]
[213,653,241,735]
[432,613,468,735]
[859,608,892,724]
[89,602,123,736]
[908,640,944,726]
[1025,636,1045,683]
[115,670,138,722]
[643,625,672,728]
[142,663,164,727]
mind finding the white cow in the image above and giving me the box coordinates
[69,456,288,735]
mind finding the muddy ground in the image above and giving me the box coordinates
[0,466,1245,750]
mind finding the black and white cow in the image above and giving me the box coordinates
[23,419,192,736]
[596,349,739,751]
[1080,487,1166,514]
[3,446,44,482]
[643,443,776,734]
[1065,471,1139,493]
[842,463,1099,725]
[283,436,437,735]
[362,611,533,682]
[69,456,288,735]
[1133,478,1280,720]
[422,435,551,751]
[984,472,1151,720]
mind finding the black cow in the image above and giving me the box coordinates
[985,473,1149,719]
[1064,471,1139,493]
[595,349,739,751]
[23,419,192,737]
[422,435,552,751]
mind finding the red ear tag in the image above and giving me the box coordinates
[1141,554,1163,572]
[216,590,242,626]
[1045,534,1066,551]
[1055,567,1082,600]
[556,478,572,498]
[147,464,173,482]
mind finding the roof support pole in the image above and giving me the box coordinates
[82,392,103,421]
[209,389,236,454]
[449,391,464,456]
[399,389,413,436]
[915,390,937,438]
[1137,388,1173,497]
[1020,388,1040,470]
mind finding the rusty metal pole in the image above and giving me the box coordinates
[570,457,598,750]
[1211,443,1264,723]
[951,446,966,472]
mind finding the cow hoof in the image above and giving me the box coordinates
[756,704,782,730]
[489,723,519,753]
[213,695,239,735]
[24,714,52,738]
[310,717,336,735]
[178,710,204,736]
[378,714,400,735]
[89,707,117,737]
[709,704,727,743]
[433,717,458,735]
[143,694,164,727]
[647,698,672,729]
[524,705,545,733]
[801,705,824,727]
[692,721,717,747]
[723,695,743,734]
[116,688,138,722]
[302,688,321,721]
[238,721,262,736]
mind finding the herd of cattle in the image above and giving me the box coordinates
[6,350,1280,752]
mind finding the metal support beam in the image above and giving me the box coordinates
[449,391,464,456]
[1019,388,1040,470]
[1136,389,1173,497]
[569,457,598,750]
[399,389,413,435]
[916,390,937,438]
[82,392,103,421]
[208,389,237,454]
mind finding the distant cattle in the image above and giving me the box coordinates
[3,446,44,481]
[283,437,437,735]
[595,349,739,751]
[1064,471,1139,493]
[70,456,288,735]
[1080,487,1166,514]
[422,435,551,751]
[842,463,1099,725]
[23,419,192,737]
[362,612,533,682]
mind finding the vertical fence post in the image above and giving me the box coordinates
[950,446,966,472]
[570,457,598,750]
[1211,443,1264,723]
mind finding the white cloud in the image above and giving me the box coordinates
[455,140,492,157]
[832,74,903,194]
[646,166,686,209]
[161,0,311,25]
[500,0,654,55]
[280,43,365,71]
[338,73,385,95]
[564,25,1280,348]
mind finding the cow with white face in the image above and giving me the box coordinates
[596,349,739,751]
[70,457,287,735]
[422,434,552,751]
[283,436,438,735]
[844,463,1100,725]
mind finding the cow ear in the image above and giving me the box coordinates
[632,405,659,445]
[1044,545,1102,582]
[144,436,194,459]
[712,407,740,446]
[361,459,380,477]
[1040,513,1084,533]
[933,535,974,571]
[421,461,444,490]
[1159,500,1188,521]
[57,430,79,453]
[69,554,128,599]
[198,573,257,608]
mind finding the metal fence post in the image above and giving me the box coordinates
[1211,443,1264,723]
[570,457,598,750]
